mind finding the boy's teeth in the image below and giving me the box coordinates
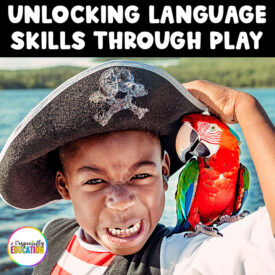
[108,221,141,237]
[134,222,140,230]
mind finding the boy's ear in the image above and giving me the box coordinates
[55,171,71,200]
[162,151,170,191]
[162,175,168,191]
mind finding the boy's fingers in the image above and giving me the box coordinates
[183,80,214,92]
[182,83,217,115]
[183,81,214,107]
[183,81,239,124]
[184,87,203,102]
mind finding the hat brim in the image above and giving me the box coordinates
[0,60,206,209]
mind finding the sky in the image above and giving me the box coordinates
[0,58,97,70]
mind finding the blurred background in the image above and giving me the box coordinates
[0,57,274,274]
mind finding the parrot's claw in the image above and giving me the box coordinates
[216,210,250,226]
[240,210,250,217]
[184,222,223,238]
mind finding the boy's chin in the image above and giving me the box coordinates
[107,243,145,256]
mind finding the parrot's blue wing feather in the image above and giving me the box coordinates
[174,159,199,233]
[233,163,250,215]
[185,183,194,217]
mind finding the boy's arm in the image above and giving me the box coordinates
[183,80,275,236]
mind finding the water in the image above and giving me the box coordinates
[0,88,274,274]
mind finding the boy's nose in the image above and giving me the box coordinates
[106,186,135,211]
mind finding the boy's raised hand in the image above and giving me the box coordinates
[183,80,275,237]
[183,80,242,124]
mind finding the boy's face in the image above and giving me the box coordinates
[56,130,170,255]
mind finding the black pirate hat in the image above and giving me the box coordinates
[0,60,206,209]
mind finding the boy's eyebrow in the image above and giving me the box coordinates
[77,166,104,174]
[131,160,157,171]
[76,160,157,174]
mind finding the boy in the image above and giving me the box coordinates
[0,61,274,274]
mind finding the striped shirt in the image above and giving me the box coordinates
[51,228,116,274]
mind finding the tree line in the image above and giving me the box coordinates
[0,58,275,89]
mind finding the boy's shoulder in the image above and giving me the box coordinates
[160,207,275,275]
[33,218,79,275]
[43,217,79,237]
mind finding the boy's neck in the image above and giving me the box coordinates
[82,229,99,245]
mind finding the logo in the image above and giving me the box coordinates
[7,227,47,267]
[89,67,149,126]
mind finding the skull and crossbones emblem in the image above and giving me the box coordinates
[89,67,149,126]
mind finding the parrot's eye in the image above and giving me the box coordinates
[209,124,218,133]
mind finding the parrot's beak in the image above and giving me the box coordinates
[176,122,199,163]
[176,122,211,164]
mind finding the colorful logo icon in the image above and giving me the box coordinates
[7,227,47,267]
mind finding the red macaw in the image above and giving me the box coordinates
[174,113,250,237]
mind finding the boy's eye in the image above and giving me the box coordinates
[84,179,104,185]
[131,174,151,180]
